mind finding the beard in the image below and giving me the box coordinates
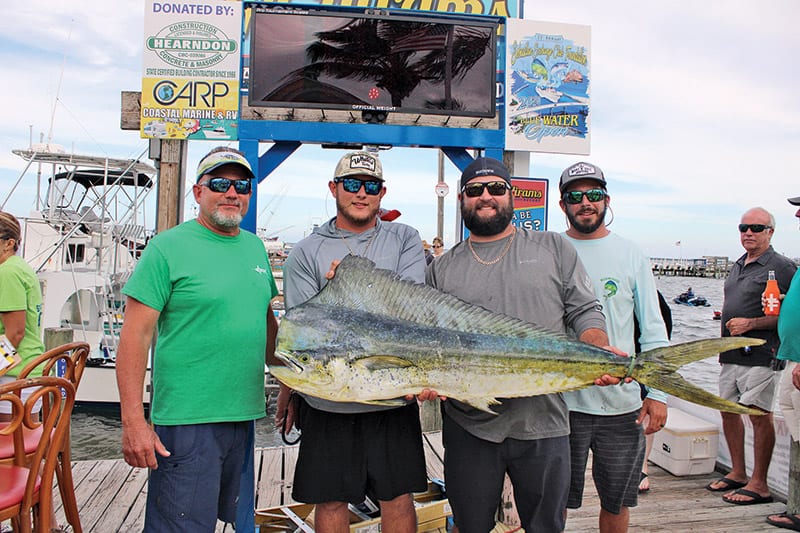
[336,196,379,228]
[566,202,606,234]
[462,197,514,237]
[209,208,243,229]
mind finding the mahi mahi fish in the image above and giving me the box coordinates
[271,255,764,415]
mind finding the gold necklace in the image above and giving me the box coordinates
[335,223,379,257]
[468,227,516,265]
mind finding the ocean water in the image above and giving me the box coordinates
[68,275,727,461]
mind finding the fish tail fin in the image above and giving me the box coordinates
[638,337,765,371]
[633,336,766,416]
[638,373,761,415]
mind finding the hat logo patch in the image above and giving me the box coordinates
[349,154,376,172]
[568,162,596,177]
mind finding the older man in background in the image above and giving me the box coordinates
[707,207,796,505]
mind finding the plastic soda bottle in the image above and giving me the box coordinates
[764,270,781,316]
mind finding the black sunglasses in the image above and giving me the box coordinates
[738,224,772,233]
[462,181,511,198]
[200,177,252,194]
[562,189,606,205]
[334,177,383,195]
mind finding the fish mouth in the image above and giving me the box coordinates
[276,351,304,373]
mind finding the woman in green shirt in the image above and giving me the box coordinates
[0,212,45,417]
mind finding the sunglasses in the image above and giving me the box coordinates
[461,181,511,198]
[199,177,252,194]
[334,177,383,195]
[562,189,606,204]
[738,224,772,233]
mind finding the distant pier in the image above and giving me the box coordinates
[650,256,731,278]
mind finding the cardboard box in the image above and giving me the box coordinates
[651,407,719,476]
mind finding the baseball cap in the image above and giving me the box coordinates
[196,149,256,182]
[334,151,384,181]
[461,157,511,186]
[788,196,800,206]
[559,162,607,192]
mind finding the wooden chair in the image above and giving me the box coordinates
[0,376,76,532]
[0,342,89,532]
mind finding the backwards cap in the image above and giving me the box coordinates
[461,157,511,186]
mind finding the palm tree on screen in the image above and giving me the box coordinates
[294,19,491,111]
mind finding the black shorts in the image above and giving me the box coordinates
[292,398,428,504]
[442,410,569,533]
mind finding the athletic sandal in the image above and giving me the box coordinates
[766,512,800,531]
[638,472,650,493]
[705,476,746,492]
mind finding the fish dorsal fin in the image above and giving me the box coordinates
[309,255,565,340]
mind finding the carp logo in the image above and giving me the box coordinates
[147,21,237,69]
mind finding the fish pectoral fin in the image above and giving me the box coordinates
[359,398,408,407]
[355,356,415,371]
[462,397,503,414]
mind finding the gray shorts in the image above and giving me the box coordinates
[719,363,778,412]
[567,410,644,514]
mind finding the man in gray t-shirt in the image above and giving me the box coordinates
[426,157,616,533]
[275,151,428,532]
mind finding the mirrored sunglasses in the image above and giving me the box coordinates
[562,189,606,204]
[200,177,252,194]
[461,181,511,198]
[738,224,771,233]
[334,177,383,195]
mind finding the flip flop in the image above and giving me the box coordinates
[706,476,747,492]
[638,472,650,494]
[766,511,800,531]
[722,488,774,505]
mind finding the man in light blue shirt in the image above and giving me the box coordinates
[559,161,670,533]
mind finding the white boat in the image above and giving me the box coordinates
[535,84,563,103]
[6,144,156,405]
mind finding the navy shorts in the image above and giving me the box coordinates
[292,398,428,504]
[442,409,570,533]
[144,421,251,532]
[567,410,644,514]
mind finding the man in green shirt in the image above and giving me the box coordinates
[116,147,279,532]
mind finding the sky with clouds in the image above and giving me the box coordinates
[1,0,798,261]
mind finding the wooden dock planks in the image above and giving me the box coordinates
[38,442,786,532]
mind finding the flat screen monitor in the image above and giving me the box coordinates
[248,5,498,118]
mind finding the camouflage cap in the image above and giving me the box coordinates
[196,149,256,182]
[334,151,384,181]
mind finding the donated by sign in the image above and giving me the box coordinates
[141,0,242,140]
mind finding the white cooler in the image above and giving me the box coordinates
[651,407,719,476]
